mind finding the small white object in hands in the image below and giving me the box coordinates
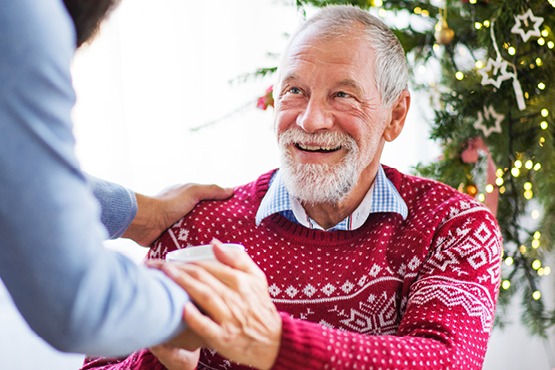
[166,243,245,263]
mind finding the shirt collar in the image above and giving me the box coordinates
[255,165,408,231]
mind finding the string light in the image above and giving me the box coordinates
[541,30,549,37]
[536,58,543,66]
[525,160,534,169]
[475,60,484,68]
[524,190,533,199]
[532,291,541,300]
[548,41,554,49]
[505,256,514,266]
[508,46,516,55]
[532,259,542,270]
[534,231,541,239]
[538,38,546,46]
[501,280,511,290]
[372,0,383,6]
[541,108,549,117]
[538,82,546,90]
[496,177,504,186]
[475,22,482,30]
[499,186,506,194]
[514,160,523,168]
[533,163,542,171]
[540,121,548,130]
[496,168,504,177]
[485,184,494,193]
[455,71,464,80]
[511,168,520,177]
[524,182,533,190]
[519,245,527,253]
[478,193,485,202]
[483,20,490,27]
[532,239,540,249]
[531,209,540,219]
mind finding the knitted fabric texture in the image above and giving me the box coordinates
[82,167,502,370]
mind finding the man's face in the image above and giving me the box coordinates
[274,27,391,204]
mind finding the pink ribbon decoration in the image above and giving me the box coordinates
[461,137,499,217]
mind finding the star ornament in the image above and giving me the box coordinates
[511,9,544,42]
[478,58,512,89]
[474,105,505,137]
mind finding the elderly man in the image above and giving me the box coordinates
[82,5,502,370]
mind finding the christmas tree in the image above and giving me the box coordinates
[269,0,554,337]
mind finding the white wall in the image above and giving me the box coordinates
[0,1,552,369]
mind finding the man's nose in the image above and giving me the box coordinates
[296,99,333,133]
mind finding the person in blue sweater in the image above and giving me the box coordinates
[0,0,232,356]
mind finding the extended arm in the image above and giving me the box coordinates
[88,176,232,245]
[0,0,199,356]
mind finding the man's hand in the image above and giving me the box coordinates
[149,344,200,370]
[161,240,282,370]
[122,184,233,246]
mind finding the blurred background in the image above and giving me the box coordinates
[0,0,553,368]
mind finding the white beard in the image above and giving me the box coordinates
[278,129,371,205]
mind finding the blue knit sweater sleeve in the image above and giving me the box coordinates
[0,0,187,356]
[87,175,138,239]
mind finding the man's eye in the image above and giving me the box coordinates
[336,91,351,98]
[287,87,301,94]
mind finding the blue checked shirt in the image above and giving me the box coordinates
[255,165,408,231]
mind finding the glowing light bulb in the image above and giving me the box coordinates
[542,30,549,37]
[478,193,485,202]
[495,178,504,186]
[532,259,542,270]
[413,6,422,14]
[531,209,540,219]
[475,22,482,30]
[455,71,464,80]
[524,190,533,199]
[532,291,541,300]
[541,108,549,117]
[534,231,541,239]
[525,160,533,169]
[540,121,548,130]
[532,239,540,249]
[508,46,516,55]
[548,41,554,49]
[469,0,477,4]
[519,245,527,253]
[538,38,546,46]
[538,82,546,90]
[539,137,545,146]
[373,0,383,6]
[499,186,506,194]
[475,60,484,69]
[483,20,490,27]
[485,184,494,193]
[536,58,543,66]
[514,160,522,168]
[533,163,542,171]
[421,9,429,17]
[501,280,511,290]
[505,256,514,266]
[524,182,532,191]
[511,168,520,177]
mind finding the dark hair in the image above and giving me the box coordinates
[63,0,121,47]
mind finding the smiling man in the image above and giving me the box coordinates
[82,5,502,370]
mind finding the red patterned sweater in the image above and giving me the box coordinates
[82,167,502,370]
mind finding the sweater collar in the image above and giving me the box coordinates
[255,165,408,231]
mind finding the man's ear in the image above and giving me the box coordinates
[383,90,411,142]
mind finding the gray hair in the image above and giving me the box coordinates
[281,5,408,108]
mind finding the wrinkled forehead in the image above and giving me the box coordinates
[277,25,377,84]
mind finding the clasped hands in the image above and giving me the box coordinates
[149,240,282,370]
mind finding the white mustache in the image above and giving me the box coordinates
[278,129,356,151]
